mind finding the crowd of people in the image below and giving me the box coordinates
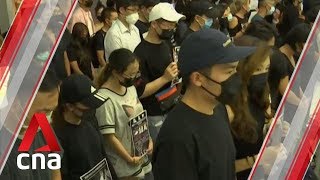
[0,0,320,179]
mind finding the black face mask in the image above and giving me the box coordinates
[83,0,93,8]
[219,17,229,29]
[201,73,242,104]
[159,29,174,40]
[248,73,268,96]
[119,77,136,87]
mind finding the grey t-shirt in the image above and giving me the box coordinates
[96,86,152,178]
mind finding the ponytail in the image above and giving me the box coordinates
[96,64,113,88]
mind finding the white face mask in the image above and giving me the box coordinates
[227,14,233,22]
[268,6,275,15]
[126,12,139,25]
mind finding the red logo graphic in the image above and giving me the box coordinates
[18,113,61,152]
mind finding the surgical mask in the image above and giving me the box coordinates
[227,14,233,22]
[248,73,268,97]
[159,29,174,40]
[126,12,139,25]
[268,6,275,15]
[119,77,137,87]
[200,73,242,104]
[204,19,213,29]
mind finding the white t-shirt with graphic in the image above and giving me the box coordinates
[96,86,151,178]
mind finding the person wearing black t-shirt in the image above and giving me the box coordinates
[269,23,310,115]
[52,74,117,180]
[153,29,256,180]
[281,0,305,36]
[177,1,215,45]
[67,23,95,80]
[228,0,250,38]
[231,36,273,180]
[92,8,118,68]
[134,3,184,142]
[136,0,159,39]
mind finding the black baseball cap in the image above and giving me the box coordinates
[190,1,216,19]
[60,75,106,109]
[179,29,256,76]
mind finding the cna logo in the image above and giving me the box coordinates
[17,113,61,170]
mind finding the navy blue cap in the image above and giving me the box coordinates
[190,1,216,19]
[179,29,256,76]
[60,75,105,109]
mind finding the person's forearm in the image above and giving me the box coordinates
[64,52,71,76]
[70,62,84,75]
[52,169,61,180]
[286,91,301,106]
[97,51,107,67]
[105,134,132,163]
[73,69,84,75]
[140,76,170,99]
[98,57,107,67]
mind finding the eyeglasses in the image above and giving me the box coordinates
[126,7,139,13]
[122,71,141,79]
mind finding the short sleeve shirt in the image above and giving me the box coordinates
[95,86,151,178]
[104,20,141,60]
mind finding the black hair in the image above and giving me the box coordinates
[116,0,141,12]
[72,22,89,39]
[100,7,117,23]
[107,0,116,7]
[245,20,278,42]
[140,0,159,8]
[283,23,311,50]
[275,2,285,13]
[97,48,139,87]
[95,1,106,22]
[258,0,269,8]
[39,68,60,92]
[69,23,94,79]
[181,66,211,89]
[305,5,320,24]
[175,0,194,23]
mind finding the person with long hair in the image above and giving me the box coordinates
[228,35,273,179]
[66,22,95,80]
[269,23,310,115]
[96,48,152,179]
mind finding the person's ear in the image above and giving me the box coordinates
[190,72,204,87]
[150,21,157,29]
[105,18,111,25]
[66,103,74,111]
[194,15,202,23]
[119,7,126,15]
